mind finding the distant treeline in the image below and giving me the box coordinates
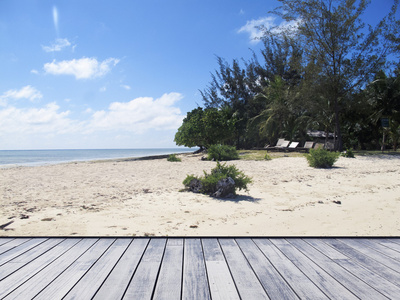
[175,0,400,151]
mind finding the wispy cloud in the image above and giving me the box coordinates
[238,16,300,43]
[0,85,42,106]
[53,6,59,36]
[43,57,120,79]
[42,38,73,52]
[120,84,131,90]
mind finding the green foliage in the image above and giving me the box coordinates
[306,148,340,168]
[167,154,181,162]
[177,1,399,152]
[182,161,252,196]
[264,153,272,160]
[174,107,236,149]
[207,144,239,161]
[182,174,197,187]
[341,149,355,158]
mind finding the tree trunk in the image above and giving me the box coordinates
[334,97,343,151]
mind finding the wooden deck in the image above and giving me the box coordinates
[0,238,399,299]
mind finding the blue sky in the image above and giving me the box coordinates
[0,0,396,150]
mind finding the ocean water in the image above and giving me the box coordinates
[0,148,196,167]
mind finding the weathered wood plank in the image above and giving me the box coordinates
[253,238,329,299]
[0,238,81,299]
[153,238,184,300]
[323,238,400,288]
[0,238,46,265]
[236,238,299,299]
[0,238,64,280]
[0,238,14,247]
[373,238,400,253]
[202,238,240,300]
[272,239,358,300]
[123,238,167,299]
[288,238,388,299]
[219,239,268,299]
[93,238,149,299]
[306,239,400,299]
[34,238,114,300]
[0,238,30,255]
[0,237,398,299]
[356,238,400,260]
[64,238,132,299]
[4,238,97,300]
[338,238,400,272]
[182,238,211,300]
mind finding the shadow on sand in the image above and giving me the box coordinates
[216,194,261,203]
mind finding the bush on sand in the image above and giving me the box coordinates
[306,148,340,168]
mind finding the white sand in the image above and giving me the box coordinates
[1,153,399,236]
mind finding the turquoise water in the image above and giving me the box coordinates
[0,148,196,167]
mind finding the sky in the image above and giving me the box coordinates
[0,0,397,150]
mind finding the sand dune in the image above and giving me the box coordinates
[1,153,399,236]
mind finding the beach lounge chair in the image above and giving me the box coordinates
[275,140,290,151]
[297,141,314,152]
[314,143,324,149]
[264,138,285,150]
[287,141,299,151]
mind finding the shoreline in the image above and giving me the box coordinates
[1,153,399,236]
[0,149,196,169]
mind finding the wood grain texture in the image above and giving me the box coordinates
[153,238,184,300]
[236,238,299,299]
[219,239,268,299]
[123,238,167,300]
[254,238,329,299]
[34,238,114,300]
[202,238,240,300]
[0,237,398,300]
[93,238,149,300]
[182,238,211,300]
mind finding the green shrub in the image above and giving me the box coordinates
[182,174,197,186]
[305,148,340,168]
[183,161,252,196]
[167,154,181,162]
[341,148,355,158]
[264,153,272,160]
[207,144,239,161]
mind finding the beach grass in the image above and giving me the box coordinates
[238,150,304,160]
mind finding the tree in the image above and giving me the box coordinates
[272,0,399,151]
[174,107,236,149]
[365,70,400,149]
[200,57,263,148]
[174,108,205,149]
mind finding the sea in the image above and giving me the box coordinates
[0,148,197,167]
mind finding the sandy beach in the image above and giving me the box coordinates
[1,153,399,236]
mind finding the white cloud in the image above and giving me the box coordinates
[0,85,42,106]
[42,38,72,52]
[99,86,107,92]
[31,69,39,75]
[121,84,131,90]
[238,16,300,43]
[0,102,78,134]
[88,92,184,134]
[238,17,276,42]
[0,92,185,149]
[43,57,120,79]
